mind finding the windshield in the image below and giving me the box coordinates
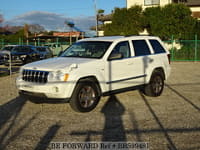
[60,41,112,59]
[1,46,15,51]
[12,46,32,53]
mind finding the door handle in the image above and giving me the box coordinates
[127,62,133,65]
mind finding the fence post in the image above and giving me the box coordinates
[1,39,4,48]
[56,37,59,55]
[194,34,198,62]
[56,37,59,46]
[171,35,174,61]
[38,38,40,46]
[19,37,21,45]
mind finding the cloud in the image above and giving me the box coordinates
[3,11,96,33]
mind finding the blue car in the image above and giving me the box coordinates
[1,45,41,65]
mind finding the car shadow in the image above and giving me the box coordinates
[70,95,127,142]
[165,84,200,111]
[101,95,126,141]
[139,92,178,150]
[26,96,69,104]
[0,96,39,149]
[34,123,61,150]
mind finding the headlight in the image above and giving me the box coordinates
[48,70,69,82]
[20,55,27,58]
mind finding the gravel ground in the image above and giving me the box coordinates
[0,62,199,150]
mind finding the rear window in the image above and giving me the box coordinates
[149,40,166,54]
[132,40,151,56]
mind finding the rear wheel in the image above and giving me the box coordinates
[70,79,100,112]
[142,71,164,97]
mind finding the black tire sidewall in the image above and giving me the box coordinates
[149,72,164,97]
[70,80,100,112]
[143,71,164,97]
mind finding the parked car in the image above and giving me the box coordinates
[35,46,53,59]
[2,45,41,65]
[0,54,5,65]
[0,45,17,65]
[16,36,171,112]
[43,43,69,56]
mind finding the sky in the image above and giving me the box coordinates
[0,0,126,33]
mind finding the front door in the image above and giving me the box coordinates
[106,41,135,91]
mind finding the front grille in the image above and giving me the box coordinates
[22,69,49,83]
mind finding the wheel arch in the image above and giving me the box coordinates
[153,67,166,80]
[77,76,102,96]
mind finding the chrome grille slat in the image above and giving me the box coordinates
[22,69,49,83]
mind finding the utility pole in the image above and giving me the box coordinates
[93,0,98,36]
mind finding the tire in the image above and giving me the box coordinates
[69,79,100,112]
[142,71,164,97]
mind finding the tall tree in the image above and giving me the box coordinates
[104,6,144,36]
[144,4,196,39]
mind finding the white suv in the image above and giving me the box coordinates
[16,36,171,112]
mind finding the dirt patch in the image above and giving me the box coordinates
[0,62,199,150]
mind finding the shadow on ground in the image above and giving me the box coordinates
[70,93,200,150]
[0,65,20,76]
[0,96,37,149]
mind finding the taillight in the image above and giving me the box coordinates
[167,54,171,64]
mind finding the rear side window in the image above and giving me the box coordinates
[149,40,166,54]
[132,40,151,56]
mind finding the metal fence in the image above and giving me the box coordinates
[0,40,71,56]
[1,37,200,61]
[164,36,200,61]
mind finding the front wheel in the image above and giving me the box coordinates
[142,71,164,97]
[70,80,100,112]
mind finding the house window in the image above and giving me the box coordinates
[144,0,160,6]
[173,0,187,3]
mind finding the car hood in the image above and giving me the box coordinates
[23,57,96,71]
[0,50,10,55]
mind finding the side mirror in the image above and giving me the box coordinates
[108,52,123,61]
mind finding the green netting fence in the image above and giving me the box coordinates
[164,35,200,61]
[0,36,200,61]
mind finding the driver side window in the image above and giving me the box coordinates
[110,41,131,59]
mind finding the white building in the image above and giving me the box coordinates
[127,0,172,9]
[127,0,200,19]
[98,0,200,36]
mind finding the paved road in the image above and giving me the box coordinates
[0,62,199,150]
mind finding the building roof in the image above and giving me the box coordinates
[98,14,113,22]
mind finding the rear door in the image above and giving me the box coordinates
[131,39,153,84]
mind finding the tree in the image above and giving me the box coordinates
[143,4,196,40]
[104,6,144,36]
[98,9,104,16]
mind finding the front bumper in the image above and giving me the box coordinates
[16,78,75,99]
[4,58,24,65]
